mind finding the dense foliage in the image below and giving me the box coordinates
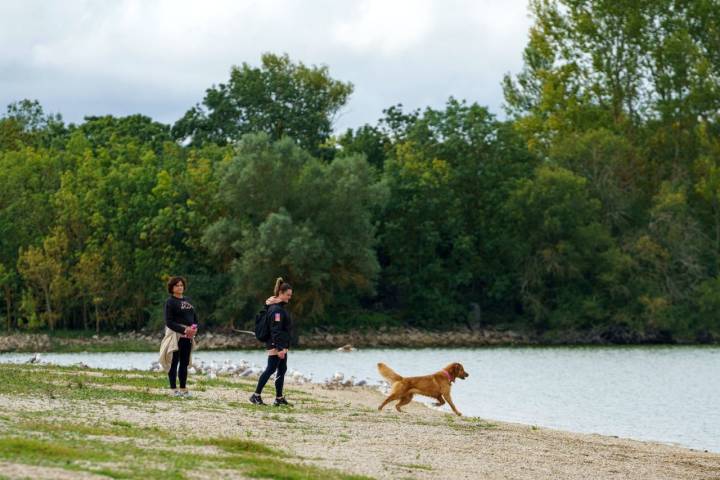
[2,5,720,342]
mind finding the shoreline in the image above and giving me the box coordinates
[1,363,718,479]
[8,355,720,456]
[1,327,717,353]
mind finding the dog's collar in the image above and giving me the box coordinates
[441,370,454,382]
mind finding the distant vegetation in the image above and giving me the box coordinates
[2,1,720,342]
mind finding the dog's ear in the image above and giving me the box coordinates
[453,363,464,377]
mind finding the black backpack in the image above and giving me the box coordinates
[254,305,271,342]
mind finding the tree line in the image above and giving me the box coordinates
[1,1,719,341]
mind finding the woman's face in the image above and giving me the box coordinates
[278,289,293,303]
[172,281,185,296]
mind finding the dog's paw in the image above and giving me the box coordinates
[455,412,462,417]
[432,402,443,407]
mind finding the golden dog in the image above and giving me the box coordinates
[377,362,469,416]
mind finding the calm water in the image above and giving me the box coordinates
[1,346,718,453]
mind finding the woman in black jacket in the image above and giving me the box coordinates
[250,277,293,406]
[163,276,198,397]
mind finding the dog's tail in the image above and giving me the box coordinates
[377,363,403,383]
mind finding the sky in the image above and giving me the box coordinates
[0,0,533,132]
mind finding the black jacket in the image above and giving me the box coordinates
[164,296,197,334]
[266,303,291,350]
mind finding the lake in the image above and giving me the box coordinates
[1,346,718,453]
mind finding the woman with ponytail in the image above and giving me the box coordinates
[250,277,293,406]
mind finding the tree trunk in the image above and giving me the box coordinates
[82,301,88,331]
[43,286,53,331]
[3,286,11,331]
[95,303,100,335]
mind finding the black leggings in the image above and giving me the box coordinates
[169,338,192,389]
[255,354,288,397]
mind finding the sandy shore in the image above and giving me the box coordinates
[2,365,719,480]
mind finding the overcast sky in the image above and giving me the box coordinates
[0,0,532,132]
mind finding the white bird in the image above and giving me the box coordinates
[27,353,42,364]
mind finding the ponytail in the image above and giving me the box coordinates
[273,277,292,296]
[274,277,284,296]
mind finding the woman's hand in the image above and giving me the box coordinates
[277,349,287,359]
[184,326,197,338]
[265,296,280,305]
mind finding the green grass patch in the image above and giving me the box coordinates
[447,416,497,431]
[205,437,281,456]
[0,362,378,479]
[394,463,433,471]
[0,364,179,403]
[0,437,92,462]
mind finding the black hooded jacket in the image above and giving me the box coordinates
[266,303,291,350]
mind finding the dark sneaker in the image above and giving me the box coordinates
[249,393,265,405]
[273,397,292,407]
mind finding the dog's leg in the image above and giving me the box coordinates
[432,396,445,407]
[378,392,401,411]
[442,392,462,416]
[395,395,413,412]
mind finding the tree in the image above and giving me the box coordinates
[337,124,391,169]
[504,165,616,330]
[630,183,710,333]
[72,249,105,334]
[375,100,536,326]
[1,99,66,149]
[172,53,353,157]
[203,133,384,327]
[503,0,720,163]
[77,114,172,153]
[17,229,69,331]
[0,263,15,330]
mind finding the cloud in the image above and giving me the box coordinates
[332,0,435,56]
[0,0,532,130]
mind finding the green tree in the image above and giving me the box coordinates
[337,124,391,169]
[172,53,353,157]
[17,229,69,331]
[1,99,66,149]
[76,114,172,153]
[504,165,616,330]
[203,133,384,327]
[375,99,537,326]
[0,263,15,330]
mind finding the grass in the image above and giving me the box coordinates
[0,427,372,480]
[393,463,433,471]
[0,367,176,404]
[0,363,375,480]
